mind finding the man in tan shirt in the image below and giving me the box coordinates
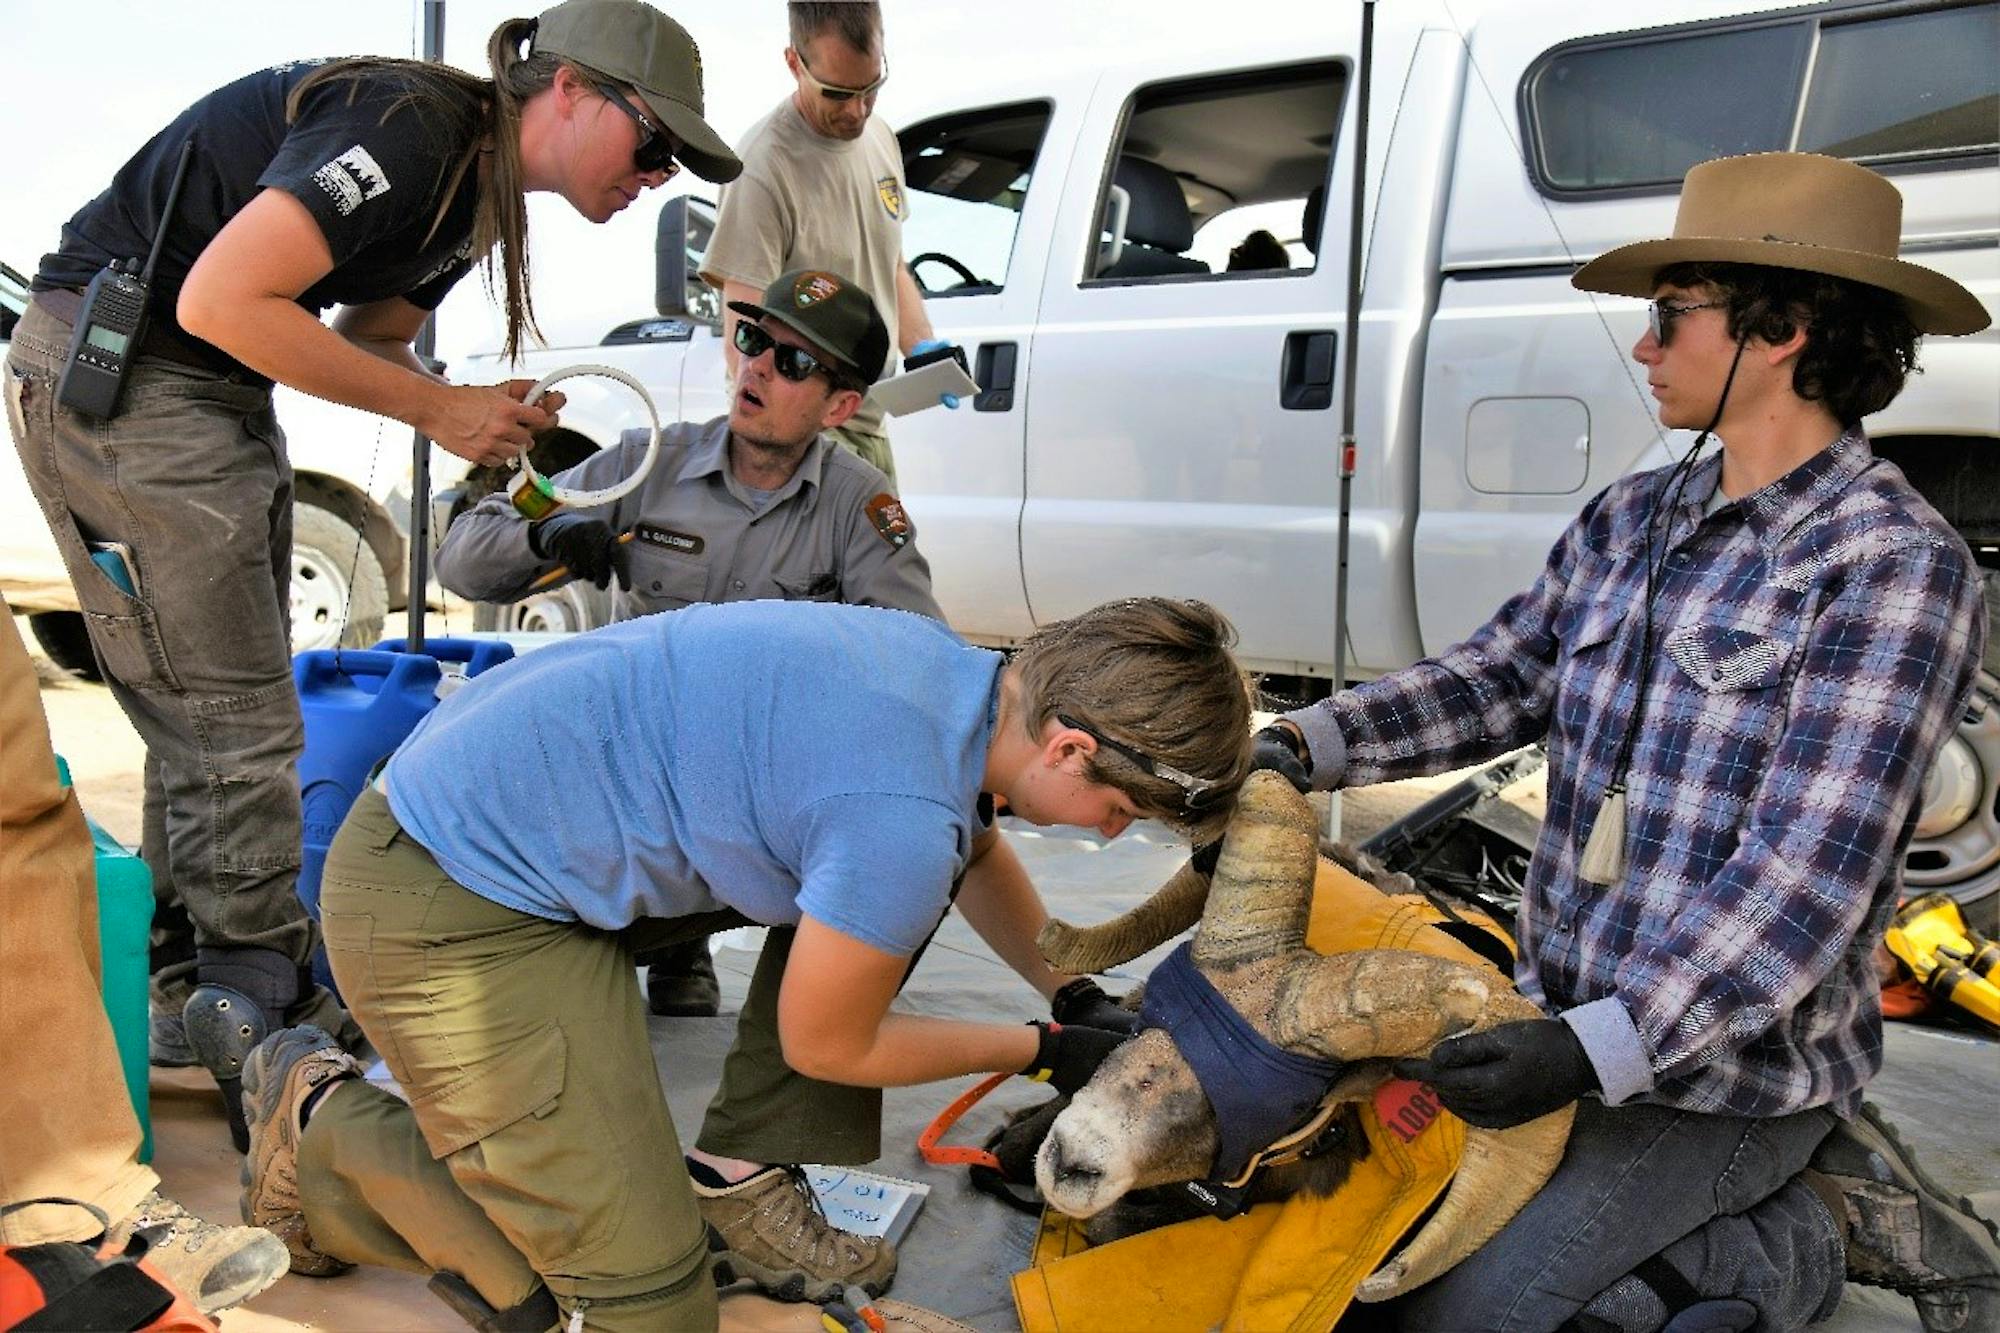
[700,1,955,494]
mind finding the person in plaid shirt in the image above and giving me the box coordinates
[1260,154,1997,1332]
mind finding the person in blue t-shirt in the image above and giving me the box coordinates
[237,597,1253,1330]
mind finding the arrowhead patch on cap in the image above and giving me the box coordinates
[793,271,842,307]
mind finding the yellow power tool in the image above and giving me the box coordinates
[1885,893,2000,1034]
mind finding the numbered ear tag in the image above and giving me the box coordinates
[1374,1077,1444,1143]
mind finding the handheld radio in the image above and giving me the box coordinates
[57,139,196,419]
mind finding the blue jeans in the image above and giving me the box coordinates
[1393,1099,1846,1333]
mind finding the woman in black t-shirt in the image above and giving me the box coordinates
[0,0,742,1224]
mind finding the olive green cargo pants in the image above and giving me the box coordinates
[299,789,827,1328]
[824,422,896,494]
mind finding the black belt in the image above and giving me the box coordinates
[30,286,251,380]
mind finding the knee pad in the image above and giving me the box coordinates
[181,984,272,1083]
[182,982,271,1153]
[428,1272,561,1332]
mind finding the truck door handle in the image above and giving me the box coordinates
[1280,330,1337,411]
[974,342,1017,413]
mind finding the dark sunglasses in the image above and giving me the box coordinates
[733,319,846,385]
[1054,711,1228,813]
[794,51,889,102]
[1648,298,1724,347]
[594,83,680,177]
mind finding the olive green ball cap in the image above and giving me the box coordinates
[728,270,893,385]
[535,0,742,183]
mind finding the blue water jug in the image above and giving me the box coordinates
[294,637,516,924]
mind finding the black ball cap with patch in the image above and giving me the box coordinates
[727,269,893,385]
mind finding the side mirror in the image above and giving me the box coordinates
[655,194,721,326]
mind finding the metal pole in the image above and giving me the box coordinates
[1332,0,1374,694]
[405,0,446,653]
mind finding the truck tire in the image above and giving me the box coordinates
[470,580,614,635]
[291,499,387,652]
[1905,573,2000,935]
[27,610,102,681]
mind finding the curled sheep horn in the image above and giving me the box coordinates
[1039,771,1572,1302]
[1037,855,1215,974]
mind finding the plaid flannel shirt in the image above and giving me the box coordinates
[1286,430,1984,1116]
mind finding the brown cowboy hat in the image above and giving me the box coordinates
[1572,152,1990,336]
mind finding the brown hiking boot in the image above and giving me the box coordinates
[104,1190,289,1315]
[240,1024,364,1277]
[695,1165,896,1302]
[1810,1101,2000,1333]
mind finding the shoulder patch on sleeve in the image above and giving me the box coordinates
[311,145,392,216]
[864,492,912,550]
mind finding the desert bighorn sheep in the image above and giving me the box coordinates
[1032,771,1572,1302]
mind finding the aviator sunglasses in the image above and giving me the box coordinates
[1054,711,1227,813]
[594,83,680,177]
[793,50,890,102]
[733,320,844,385]
[1648,297,1724,347]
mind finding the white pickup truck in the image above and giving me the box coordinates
[452,0,2000,923]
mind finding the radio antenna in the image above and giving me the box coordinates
[140,139,196,288]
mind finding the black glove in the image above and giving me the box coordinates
[1250,724,1310,792]
[1392,1018,1599,1130]
[1050,977,1140,1035]
[528,513,628,591]
[1023,1020,1129,1094]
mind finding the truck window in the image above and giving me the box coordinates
[1523,1,1998,195]
[1798,6,2000,161]
[900,101,1051,297]
[1086,61,1344,285]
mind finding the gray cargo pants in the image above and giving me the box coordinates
[5,299,343,1035]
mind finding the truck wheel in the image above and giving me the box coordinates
[27,610,102,681]
[1904,574,2000,935]
[470,581,613,635]
[291,500,387,651]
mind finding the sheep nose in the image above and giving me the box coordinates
[1046,1137,1103,1190]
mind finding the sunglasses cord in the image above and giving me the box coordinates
[1577,332,1750,885]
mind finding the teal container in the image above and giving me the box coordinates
[56,755,153,1163]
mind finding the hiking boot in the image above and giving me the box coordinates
[647,939,722,1017]
[240,1024,364,1277]
[695,1165,896,1302]
[104,1190,289,1316]
[149,1006,199,1067]
[1809,1101,2000,1333]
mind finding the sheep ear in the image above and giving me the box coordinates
[1189,772,1319,969]
[1038,857,1214,974]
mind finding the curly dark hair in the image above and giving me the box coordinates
[1654,261,1921,425]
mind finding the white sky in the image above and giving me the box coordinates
[0,1,1327,371]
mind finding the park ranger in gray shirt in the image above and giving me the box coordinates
[436,268,943,626]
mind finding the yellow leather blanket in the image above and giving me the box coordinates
[1012,860,1510,1333]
